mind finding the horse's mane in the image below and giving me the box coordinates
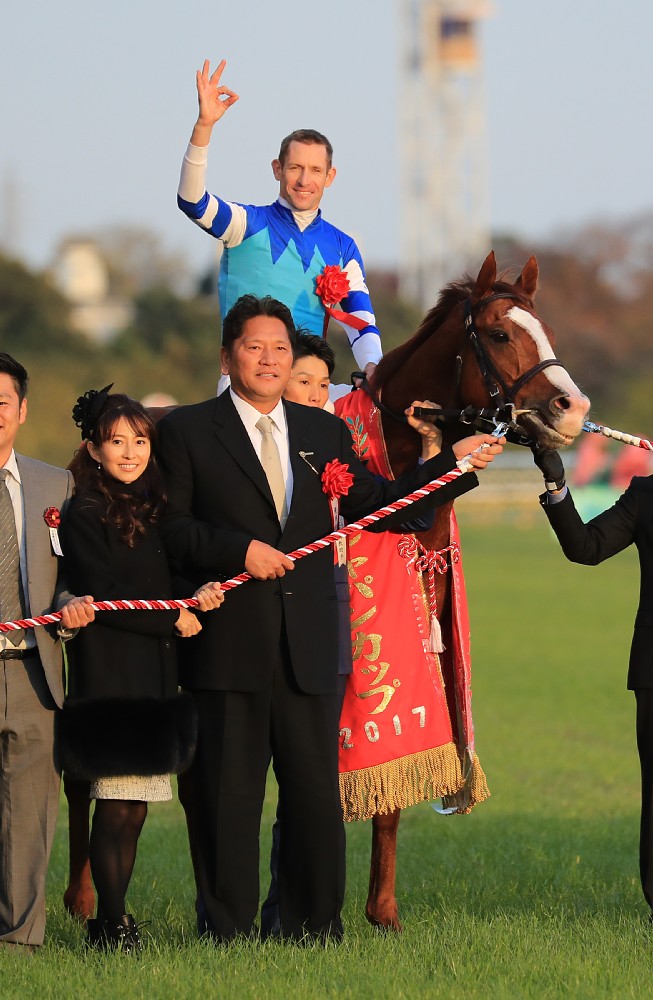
[372,275,532,391]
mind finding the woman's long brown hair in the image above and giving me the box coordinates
[68,394,165,547]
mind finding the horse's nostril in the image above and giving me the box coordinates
[553,395,571,411]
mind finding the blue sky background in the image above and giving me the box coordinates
[2,1,652,277]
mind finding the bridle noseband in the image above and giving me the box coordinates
[461,294,564,407]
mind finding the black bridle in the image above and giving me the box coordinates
[460,294,565,406]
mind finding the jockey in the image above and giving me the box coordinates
[177,59,382,385]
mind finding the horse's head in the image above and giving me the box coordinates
[456,251,590,449]
[371,251,590,466]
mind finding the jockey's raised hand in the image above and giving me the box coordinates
[191,58,239,147]
[453,432,505,471]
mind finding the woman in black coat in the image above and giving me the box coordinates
[62,387,223,951]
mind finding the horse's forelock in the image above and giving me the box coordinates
[483,276,534,310]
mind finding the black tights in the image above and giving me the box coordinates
[90,799,148,921]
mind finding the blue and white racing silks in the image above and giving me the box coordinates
[178,143,382,369]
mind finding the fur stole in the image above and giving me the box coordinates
[59,693,197,779]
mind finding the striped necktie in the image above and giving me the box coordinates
[0,469,25,645]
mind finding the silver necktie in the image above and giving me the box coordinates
[256,415,288,529]
[0,469,26,645]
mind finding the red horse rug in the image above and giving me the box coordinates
[336,390,489,822]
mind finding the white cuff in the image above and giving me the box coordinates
[352,334,382,370]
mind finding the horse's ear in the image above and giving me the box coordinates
[474,251,497,298]
[515,255,539,299]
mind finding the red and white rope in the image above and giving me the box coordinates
[583,420,653,452]
[0,456,478,636]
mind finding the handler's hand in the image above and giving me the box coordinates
[193,581,225,612]
[405,400,443,461]
[531,443,566,490]
[196,59,239,129]
[175,608,202,637]
[453,433,505,470]
[59,595,95,629]
[245,540,295,580]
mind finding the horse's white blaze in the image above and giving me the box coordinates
[507,306,583,399]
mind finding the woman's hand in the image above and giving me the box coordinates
[175,608,202,637]
[192,581,225,612]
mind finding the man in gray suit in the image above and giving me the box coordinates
[0,353,95,951]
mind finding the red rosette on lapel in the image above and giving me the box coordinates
[321,459,354,553]
[315,265,368,340]
[44,507,61,528]
[321,459,354,503]
[44,506,63,555]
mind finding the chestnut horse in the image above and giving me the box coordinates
[342,251,589,930]
[62,251,590,930]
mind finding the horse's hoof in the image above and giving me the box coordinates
[63,888,95,923]
[365,910,403,933]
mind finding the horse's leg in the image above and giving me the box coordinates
[62,773,95,921]
[366,809,403,931]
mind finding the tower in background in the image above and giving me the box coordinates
[399,0,492,309]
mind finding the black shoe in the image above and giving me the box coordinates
[87,914,144,953]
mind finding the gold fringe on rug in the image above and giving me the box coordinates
[340,743,489,822]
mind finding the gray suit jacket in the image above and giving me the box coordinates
[16,454,74,707]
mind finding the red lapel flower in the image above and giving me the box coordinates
[44,506,61,528]
[321,459,354,501]
[315,265,369,340]
[315,264,351,308]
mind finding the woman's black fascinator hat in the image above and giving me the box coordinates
[72,383,114,441]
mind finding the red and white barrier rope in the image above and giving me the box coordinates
[583,420,653,452]
[0,456,482,636]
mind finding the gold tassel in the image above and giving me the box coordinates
[441,754,490,815]
[340,744,490,822]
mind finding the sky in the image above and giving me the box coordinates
[2,0,652,279]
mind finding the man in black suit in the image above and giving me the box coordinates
[157,294,504,943]
[534,446,653,916]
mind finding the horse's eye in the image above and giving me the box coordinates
[489,329,509,344]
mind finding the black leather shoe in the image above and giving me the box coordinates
[87,914,143,953]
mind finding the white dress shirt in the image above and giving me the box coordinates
[229,390,294,513]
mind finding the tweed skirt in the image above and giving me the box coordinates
[90,773,172,802]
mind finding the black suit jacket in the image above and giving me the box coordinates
[542,477,653,689]
[157,393,477,695]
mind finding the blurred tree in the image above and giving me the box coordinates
[113,285,220,384]
[94,226,192,298]
[0,252,88,354]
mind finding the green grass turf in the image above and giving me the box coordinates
[2,509,650,998]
